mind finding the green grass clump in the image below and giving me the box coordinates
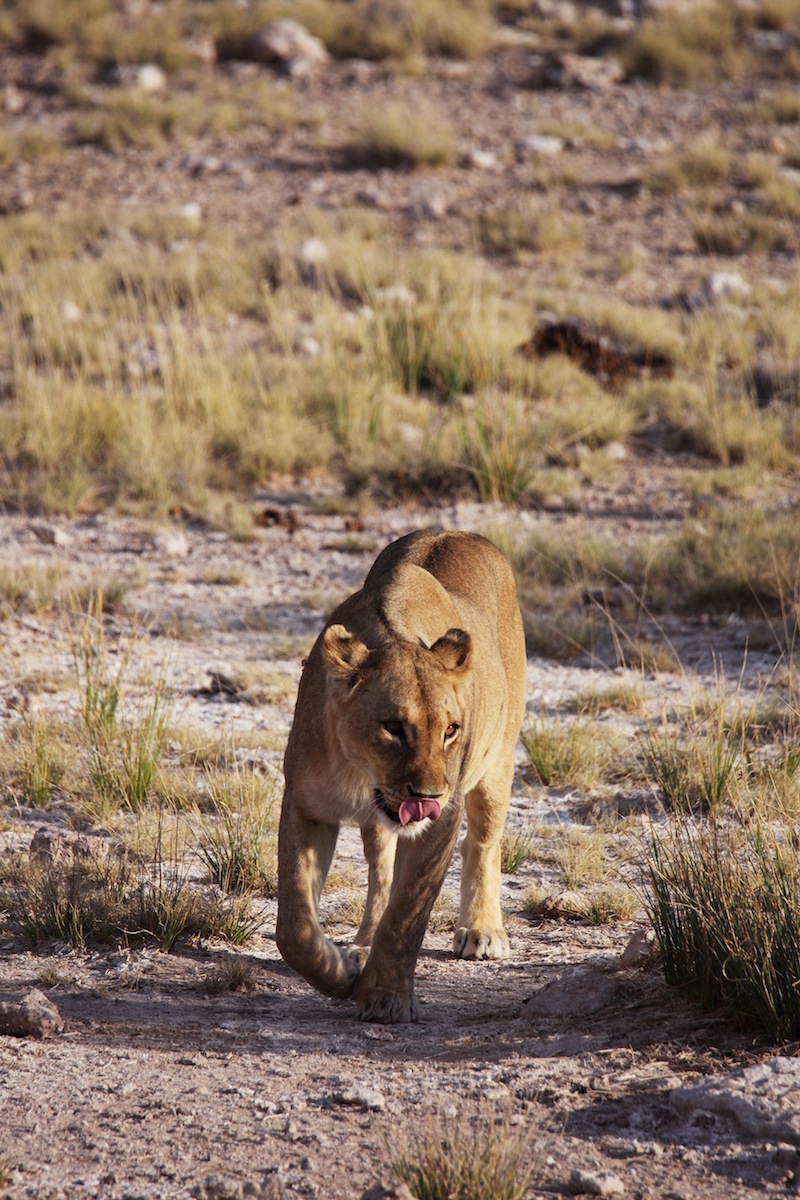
[0,830,261,951]
[16,716,67,807]
[73,610,173,816]
[642,710,749,813]
[197,788,278,897]
[521,711,617,791]
[501,828,537,874]
[385,1106,539,1200]
[646,818,800,1042]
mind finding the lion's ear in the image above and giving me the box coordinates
[322,624,371,682]
[430,628,471,673]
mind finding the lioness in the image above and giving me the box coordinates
[276,530,526,1023]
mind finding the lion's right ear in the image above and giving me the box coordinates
[322,624,371,683]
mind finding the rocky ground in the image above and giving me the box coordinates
[3,8,800,1199]
[0,495,797,1200]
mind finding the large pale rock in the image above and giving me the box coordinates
[247,20,329,76]
[0,989,64,1038]
[530,52,624,91]
[671,1059,800,1143]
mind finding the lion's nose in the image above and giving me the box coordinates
[406,785,444,799]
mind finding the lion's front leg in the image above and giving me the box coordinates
[354,801,462,1023]
[454,770,512,962]
[276,795,362,999]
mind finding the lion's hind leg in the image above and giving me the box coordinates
[352,819,396,948]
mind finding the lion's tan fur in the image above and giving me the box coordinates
[276,530,526,1023]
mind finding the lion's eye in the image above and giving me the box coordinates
[383,719,405,742]
[444,723,459,740]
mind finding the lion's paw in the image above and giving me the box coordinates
[343,943,370,973]
[356,988,419,1025]
[453,926,510,961]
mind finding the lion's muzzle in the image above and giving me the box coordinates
[374,789,442,826]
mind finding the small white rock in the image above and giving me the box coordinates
[702,271,751,304]
[2,84,25,114]
[60,301,82,323]
[373,286,416,306]
[177,202,203,225]
[31,522,73,548]
[465,149,500,171]
[109,62,168,93]
[517,134,565,157]
[152,529,189,557]
[296,237,329,266]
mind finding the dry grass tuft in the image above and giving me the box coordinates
[344,104,458,169]
[385,1105,540,1200]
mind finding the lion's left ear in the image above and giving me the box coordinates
[430,628,471,672]
[322,624,371,683]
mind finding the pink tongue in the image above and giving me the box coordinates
[398,797,442,826]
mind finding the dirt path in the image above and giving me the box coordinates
[0,497,791,1200]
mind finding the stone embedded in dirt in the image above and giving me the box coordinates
[702,271,751,305]
[202,667,247,700]
[568,1168,626,1196]
[152,528,190,557]
[2,83,25,113]
[671,1059,800,1144]
[521,966,624,1019]
[107,63,168,93]
[29,827,91,864]
[31,521,73,547]
[619,927,658,970]
[528,890,588,921]
[60,300,82,323]
[296,236,329,266]
[529,52,624,91]
[0,989,64,1039]
[360,1184,418,1200]
[516,134,565,158]
[463,149,500,171]
[248,20,330,77]
[335,1084,387,1112]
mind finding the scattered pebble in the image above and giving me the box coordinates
[334,1084,387,1112]
[152,529,190,557]
[568,1168,626,1196]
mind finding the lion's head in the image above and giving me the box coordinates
[322,624,472,829]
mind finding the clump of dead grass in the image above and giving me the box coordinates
[385,1105,541,1200]
[344,104,458,169]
